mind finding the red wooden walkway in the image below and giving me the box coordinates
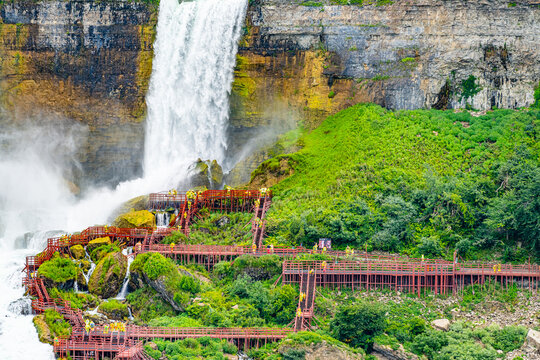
[282,260,540,295]
[147,189,272,247]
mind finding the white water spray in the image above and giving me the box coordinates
[144,0,247,182]
[0,0,247,358]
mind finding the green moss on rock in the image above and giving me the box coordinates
[98,299,129,320]
[33,314,52,344]
[87,236,111,252]
[70,244,85,260]
[88,252,127,298]
[114,210,155,228]
[38,254,78,284]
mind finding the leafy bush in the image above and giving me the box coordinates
[331,301,385,351]
[411,330,449,359]
[232,254,282,280]
[38,254,78,283]
[178,275,201,294]
[44,309,71,338]
[98,299,129,319]
[47,288,98,310]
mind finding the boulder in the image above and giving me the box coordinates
[431,318,451,331]
[88,252,127,298]
[87,237,111,252]
[214,215,230,228]
[70,245,85,260]
[98,299,129,320]
[107,195,149,224]
[77,270,88,292]
[79,259,91,273]
[113,210,155,228]
[527,329,540,350]
[33,314,53,344]
[373,343,419,360]
[189,159,223,188]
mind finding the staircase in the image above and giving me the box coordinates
[294,270,317,331]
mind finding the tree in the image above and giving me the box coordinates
[331,302,385,351]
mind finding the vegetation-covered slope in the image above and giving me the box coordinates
[261,104,539,260]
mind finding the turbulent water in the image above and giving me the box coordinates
[0,0,247,358]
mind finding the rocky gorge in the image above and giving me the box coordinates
[0,0,538,186]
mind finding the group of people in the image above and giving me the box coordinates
[103,322,127,334]
[84,319,127,334]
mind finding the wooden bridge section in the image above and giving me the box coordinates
[147,189,272,247]
[283,259,540,295]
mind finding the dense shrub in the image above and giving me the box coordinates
[38,254,78,283]
[232,254,282,280]
[43,309,72,338]
[331,302,385,351]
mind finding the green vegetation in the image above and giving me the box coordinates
[300,1,323,6]
[47,288,98,310]
[260,104,539,260]
[127,286,177,323]
[43,309,72,338]
[460,75,482,102]
[144,337,237,360]
[331,302,385,351]
[89,242,120,262]
[98,299,129,320]
[534,81,540,108]
[38,254,78,283]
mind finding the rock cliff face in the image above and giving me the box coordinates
[1,0,538,187]
[0,0,156,186]
[241,0,539,113]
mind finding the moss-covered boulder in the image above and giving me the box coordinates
[89,243,120,263]
[76,270,88,292]
[78,259,91,274]
[113,210,155,228]
[70,245,85,260]
[87,237,111,252]
[88,252,127,298]
[190,159,223,188]
[107,195,149,224]
[38,254,78,290]
[33,314,52,344]
[98,299,129,320]
[130,253,200,312]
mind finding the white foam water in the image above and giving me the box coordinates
[0,0,247,358]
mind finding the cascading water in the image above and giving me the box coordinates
[144,0,247,183]
[0,0,247,358]
[115,248,134,300]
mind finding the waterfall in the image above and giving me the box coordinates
[144,0,247,184]
[156,212,171,227]
[0,0,247,358]
[115,248,134,300]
